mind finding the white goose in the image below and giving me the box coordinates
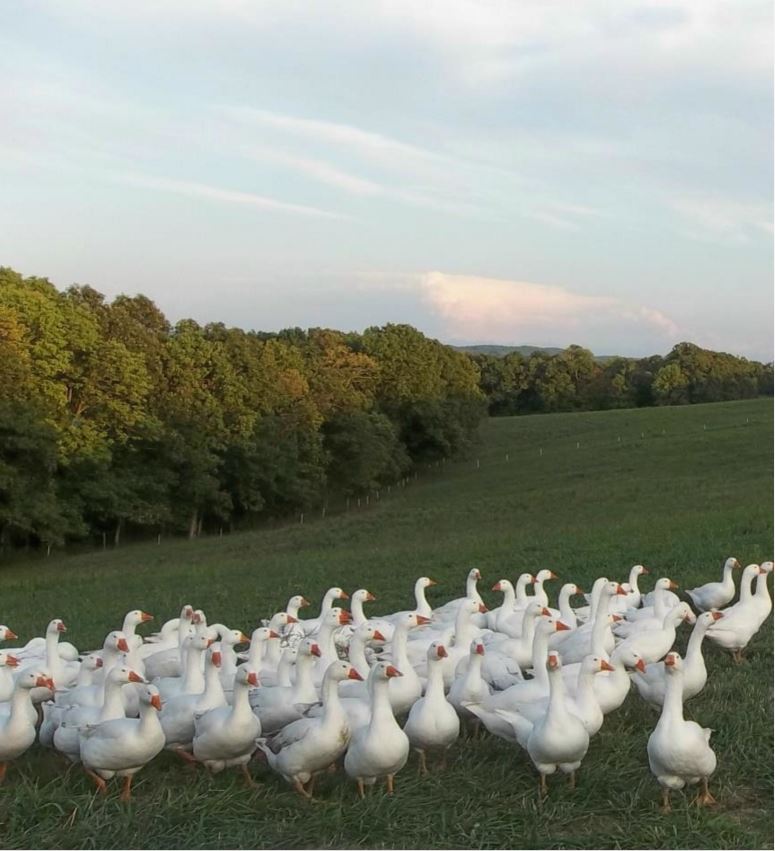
[161,643,227,752]
[250,638,322,734]
[632,611,723,707]
[530,569,559,609]
[54,666,143,763]
[615,577,680,635]
[0,670,53,783]
[300,587,350,635]
[706,565,771,662]
[686,557,741,612]
[615,603,696,665]
[640,578,681,613]
[403,642,460,774]
[190,666,261,784]
[448,639,490,730]
[0,652,20,703]
[609,566,650,614]
[138,605,194,659]
[432,568,484,623]
[344,662,410,797]
[57,632,130,710]
[80,684,165,801]
[551,582,624,662]
[18,619,78,701]
[646,652,716,812]
[486,572,533,630]
[154,633,211,702]
[380,577,437,625]
[258,660,362,798]
[562,644,646,715]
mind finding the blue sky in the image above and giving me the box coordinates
[1,1,772,359]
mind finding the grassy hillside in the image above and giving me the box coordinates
[0,398,772,849]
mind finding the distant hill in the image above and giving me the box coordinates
[454,344,620,363]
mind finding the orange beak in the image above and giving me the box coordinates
[530,577,539,584]
[95,657,104,668]
[574,586,584,595]
[478,603,488,613]
[300,597,312,607]
[711,611,723,621]
[141,612,154,622]
[366,592,376,602]
[473,570,481,580]
[668,580,679,590]
[547,655,559,670]
[184,606,194,619]
[373,630,386,642]
[416,615,431,625]
[310,643,322,657]
[600,660,615,673]
[211,651,222,667]
[475,643,485,656]
[238,632,250,643]
[611,614,623,622]
[338,611,352,625]
[491,582,502,592]
[193,612,202,624]
[206,638,215,648]
[150,693,162,711]
[548,571,558,580]
[247,672,259,687]
[339,591,350,600]
[268,630,280,639]
[117,638,129,652]
[286,615,298,624]
[541,607,551,616]
[555,621,570,632]
[57,622,67,632]
[641,567,650,575]
[427,579,438,587]
[5,629,18,640]
[347,667,364,681]
[665,655,676,667]
[436,645,448,659]
[128,670,145,683]
[635,658,646,673]
[5,655,19,668]
[760,567,769,574]
[385,665,403,678]
[615,584,627,596]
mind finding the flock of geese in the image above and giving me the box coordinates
[0,557,771,811]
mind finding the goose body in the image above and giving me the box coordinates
[0,671,53,778]
[615,604,695,665]
[686,558,740,612]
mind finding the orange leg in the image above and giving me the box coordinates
[84,768,107,795]
[356,778,365,799]
[0,763,7,785]
[120,776,133,802]
[241,764,259,789]
[386,774,395,795]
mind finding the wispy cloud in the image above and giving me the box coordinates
[670,196,773,241]
[421,271,682,346]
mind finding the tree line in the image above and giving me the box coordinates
[472,343,772,417]
[1,266,770,554]
[0,267,483,552]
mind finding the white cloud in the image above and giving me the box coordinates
[421,271,682,346]
[670,196,773,241]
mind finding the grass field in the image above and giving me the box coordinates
[0,398,772,849]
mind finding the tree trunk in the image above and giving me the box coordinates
[114,518,123,546]
[188,510,198,539]
[197,515,204,537]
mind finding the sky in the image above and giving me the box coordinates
[0,1,772,360]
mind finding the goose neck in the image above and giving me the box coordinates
[425,660,446,701]
[369,677,396,730]
[659,669,684,726]
[8,685,32,726]
[415,582,430,616]
[531,631,550,687]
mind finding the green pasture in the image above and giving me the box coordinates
[0,398,772,849]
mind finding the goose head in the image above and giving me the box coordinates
[600,580,627,599]
[323,607,352,628]
[0,651,19,669]
[698,610,723,630]
[104,630,130,653]
[491,579,514,594]
[0,626,18,641]
[17,670,54,691]
[533,569,558,584]
[663,651,683,674]
[427,641,448,663]
[269,611,300,630]
[325,660,363,683]
[470,638,485,656]
[460,598,487,615]
[536,616,570,636]
[353,623,386,644]
[760,562,774,573]
[234,666,260,688]
[207,643,223,668]
[582,654,615,676]
[654,576,679,593]
[613,646,647,672]
[353,588,377,604]
[288,594,312,610]
[468,568,482,581]
[299,638,322,658]
[665,602,695,627]
[250,626,281,644]
[546,650,563,672]
[220,628,250,647]
[180,604,195,623]
[724,557,742,571]
[138,684,163,711]
[107,665,146,686]
[515,572,535,591]
[123,610,154,630]
[369,661,403,683]
[47,619,67,636]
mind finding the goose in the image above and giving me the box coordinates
[53,666,144,763]
[250,638,322,734]
[344,613,428,714]
[686,558,741,612]
[18,619,79,701]
[54,632,130,709]
[609,566,650,614]
[214,629,250,691]
[143,613,197,680]
[437,599,488,687]
[300,587,350,635]
[632,611,723,707]
[243,627,281,681]
[432,568,484,623]
[530,569,559,608]
[0,627,18,644]
[556,583,583,631]
[120,610,154,672]
[551,582,625,662]
[257,660,363,798]
[486,573,534,630]
[574,576,609,624]
[615,603,695,665]
[80,684,165,801]
[190,666,261,783]
[706,565,771,662]
[448,639,490,731]
[492,580,522,637]
[349,589,377,628]
[403,642,460,774]
[0,670,53,783]
[0,652,20,703]
[153,633,211,702]
[311,608,352,687]
[615,577,680,634]
[380,577,437,625]
[640,578,681,612]
[6,624,79,664]
[471,617,570,713]
[494,651,590,797]
[138,605,194,658]
[161,643,227,752]
[646,652,717,812]
[475,602,548,687]
[346,624,387,680]
[344,662,410,797]
[562,644,646,715]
